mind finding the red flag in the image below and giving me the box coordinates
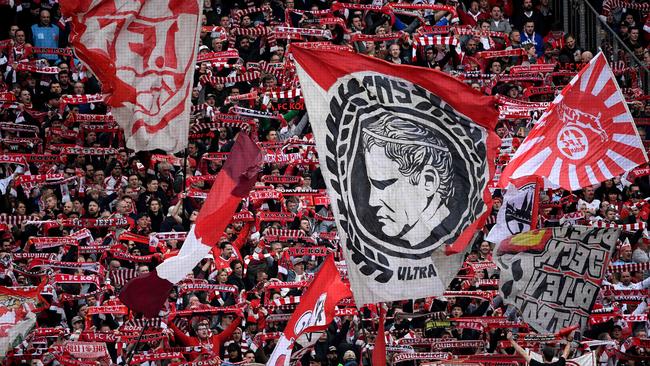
[0,283,46,355]
[372,305,387,366]
[500,52,648,190]
[60,0,202,152]
[268,255,352,366]
[119,134,262,317]
[556,324,580,338]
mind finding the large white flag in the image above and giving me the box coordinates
[61,0,202,152]
[291,44,500,305]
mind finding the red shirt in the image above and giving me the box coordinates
[169,317,242,359]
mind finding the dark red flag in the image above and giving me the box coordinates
[119,134,262,317]
[372,305,387,366]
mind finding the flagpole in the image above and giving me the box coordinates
[124,323,148,365]
[181,137,189,208]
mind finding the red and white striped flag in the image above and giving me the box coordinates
[118,134,262,317]
[500,52,648,190]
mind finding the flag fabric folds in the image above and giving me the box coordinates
[500,52,648,190]
[486,176,541,245]
[495,226,619,333]
[267,254,353,366]
[0,284,45,355]
[60,0,202,152]
[119,134,262,317]
[291,44,500,306]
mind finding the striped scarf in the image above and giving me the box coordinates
[199,71,260,85]
[609,261,650,273]
[602,0,650,15]
[108,268,138,287]
[412,35,459,61]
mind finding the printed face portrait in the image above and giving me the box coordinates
[365,145,438,238]
[302,64,492,303]
[362,115,453,246]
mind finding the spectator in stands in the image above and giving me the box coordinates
[419,45,453,69]
[521,21,544,57]
[169,315,242,357]
[626,28,646,50]
[478,19,496,50]
[12,28,31,59]
[30,9,60,63]
[137,177,167,213]
[606,270,650,290]
[558,34,583,65]
[507,29,522,50]
[57,71,74,95]
[488,60,504,74]
[536,0,554,35]
[513,0,542,33]
[581,50,594,63]
[507,330,574,365]
[458,1,489,28]
[386,43,408,64]
[633,239,650,263]
[489,5,511,34]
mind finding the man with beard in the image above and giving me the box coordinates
[419,46,453,70]
[514,0,542,34]
[57,71,74,95]
[236,36,260,63]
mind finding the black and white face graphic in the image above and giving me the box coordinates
[319,72,489,283]
[362,116,453,245]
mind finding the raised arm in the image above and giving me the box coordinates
[215,316,242,345]
[562,331,575,359]
[168,317,195,346]
[507,331,532,363]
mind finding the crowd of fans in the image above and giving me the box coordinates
[0,0,649,365]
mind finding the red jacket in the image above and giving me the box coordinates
[170,317,242,359]
[457,8,490,27]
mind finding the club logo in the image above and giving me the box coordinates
[69,0,201,140]
[293,293,327,335]
[555,102,606,160]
